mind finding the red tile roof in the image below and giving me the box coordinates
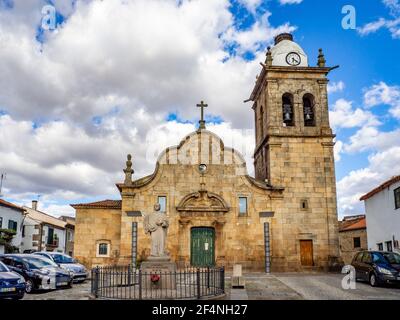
[360,175,400,201]
[0,199,24,212]
[70,199,122,209]
[339,215,366,232]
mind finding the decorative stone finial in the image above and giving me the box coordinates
[265,46,273,66]
[318,48,326,67]
[123,154,134,185]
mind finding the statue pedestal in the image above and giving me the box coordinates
[140,257,177,290]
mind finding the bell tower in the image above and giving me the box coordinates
[247,33,341,270]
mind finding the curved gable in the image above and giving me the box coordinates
[157,129,247,171]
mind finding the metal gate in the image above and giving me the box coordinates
[191,227,215,267]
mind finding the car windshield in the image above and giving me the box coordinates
[23,256,58,269]
[0,261,9,272]
[383,252,400,264]
[52,254,74,264]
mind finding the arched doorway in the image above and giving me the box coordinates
[191,227,215,267]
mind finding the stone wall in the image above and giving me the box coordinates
[74,208,121,268]
[339,229,368,265]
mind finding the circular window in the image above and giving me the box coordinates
[199,164,207,174]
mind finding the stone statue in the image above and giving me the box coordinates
[144,203,169,258]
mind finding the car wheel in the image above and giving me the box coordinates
[25,280,34,293]
[12,295,24,300]
[369,273,379,287]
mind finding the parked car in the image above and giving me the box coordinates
[0,254,73,293]
[23,249,37,254]
[34,252,88,283]
[0,261,25,300]
[351,251,400,287]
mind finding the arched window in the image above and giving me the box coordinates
[282,93,294,126]
[303,94,315,127]
[260,106,264,138]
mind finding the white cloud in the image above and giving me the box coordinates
[0,0,299,212]
[337,146,400,216]
[279,0,303,5]
[327,81,345,94]
[363,82,400,118]
[238,0,262,13]
[334,140,343,162]
[358,18,387,35]
[329,99,380,131]
[344,126,400,153]
[222,12,296,54]
[0,112,255,217]
[358,1,400,38]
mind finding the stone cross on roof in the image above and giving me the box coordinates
[196,100,208,129]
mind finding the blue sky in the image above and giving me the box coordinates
[0,0,399,217]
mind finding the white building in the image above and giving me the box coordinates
[0,199,26,253]
[21,201,67,253]
[360,176,400,253]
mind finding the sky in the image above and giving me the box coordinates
[0,0,399,218]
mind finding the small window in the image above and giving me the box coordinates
[47,227,54,245]
[98,243,109,256]
[377,243,383,251]
[353,237,361,248]
[22,225,25,237]
[0,217,2,228]
[239,197,248,216]
[300,199,309,210]
[8,220,17,232]
[386,241,393,252]
[158,196,167,213]
[394,187,400,209]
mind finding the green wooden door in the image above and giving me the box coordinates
[191,227,215,267]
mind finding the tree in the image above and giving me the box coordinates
[0,228,18,253]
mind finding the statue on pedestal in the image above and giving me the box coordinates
[144,203,169,258]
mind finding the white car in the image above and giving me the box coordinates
[34,252,88,283]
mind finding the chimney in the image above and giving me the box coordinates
[274,33,293,45]
[32,200,38,211]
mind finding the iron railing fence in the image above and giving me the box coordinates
[91,265,225,300]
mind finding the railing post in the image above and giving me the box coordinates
[138,269,142,300]
[220,267,225,294]
[196,268,200,299]
[128,264,131,287]
[93,266,99,298]
[207,266,210,289]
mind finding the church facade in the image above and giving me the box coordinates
[72,33,341,272]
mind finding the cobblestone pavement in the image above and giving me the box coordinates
[22,281,91,300]
[20,273,400,300]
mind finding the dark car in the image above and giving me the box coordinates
[0,254,73,293]
[351,251,400,287]
[0,261,26,300]
[34,252,88,283]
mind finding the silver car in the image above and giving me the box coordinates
[34,252,88,283]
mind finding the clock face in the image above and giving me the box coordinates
[286,52,301,66]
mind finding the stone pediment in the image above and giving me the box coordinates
[176,191,229,213]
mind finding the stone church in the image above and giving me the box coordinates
[72,33,340,272]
